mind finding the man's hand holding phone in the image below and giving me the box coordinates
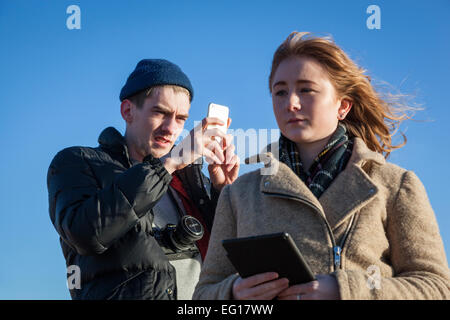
[204,103,239,191]
[163,103,239,191]
[206,117,239,191]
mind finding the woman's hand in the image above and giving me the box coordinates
[232,272,289,300]
[277,274,340,300]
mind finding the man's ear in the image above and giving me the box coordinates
[338,98,353,120]
[120,99,134,124]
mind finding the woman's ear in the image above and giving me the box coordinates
[338,98,352,120]
[120,99,134,124]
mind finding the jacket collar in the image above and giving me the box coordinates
[247,137,385,230]
[98,127,132,167]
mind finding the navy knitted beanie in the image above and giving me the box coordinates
[119,59,194,102]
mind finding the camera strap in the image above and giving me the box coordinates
[169,174,211,260]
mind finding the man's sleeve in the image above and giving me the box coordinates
[47,147,172,256]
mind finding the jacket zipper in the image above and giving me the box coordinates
[263,191,356,271]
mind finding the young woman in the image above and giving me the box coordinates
[193,32,450,300]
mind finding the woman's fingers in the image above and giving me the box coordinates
[245,278,289,300]
[277,293,313,300]
[241,272,279,288]
[233,272,278,294]
[254,286,290,300]
[233,273,290,300]
[277,280,319,298]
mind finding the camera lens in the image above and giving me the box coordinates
[170,215,204,250]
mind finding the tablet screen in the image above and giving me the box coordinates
[222,232,316,285]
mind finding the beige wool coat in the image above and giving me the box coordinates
[193,138,450,300]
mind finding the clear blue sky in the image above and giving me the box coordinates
[0,0,449,299]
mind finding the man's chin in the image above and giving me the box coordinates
[148,145,173,159]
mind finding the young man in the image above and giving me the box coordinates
[47,59,239,300]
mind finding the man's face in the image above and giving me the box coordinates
[124,86,190,159]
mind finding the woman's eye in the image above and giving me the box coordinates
[275,90,288,97]
[300,88,314,93]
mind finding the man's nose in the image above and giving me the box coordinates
[161,116,179,136]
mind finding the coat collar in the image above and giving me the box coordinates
[98,127,126,151]
[98,127,132,167]
[247,137,385,230]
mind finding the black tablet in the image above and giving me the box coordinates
[222,232,316,285]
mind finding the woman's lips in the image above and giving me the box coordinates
[288,118,306,124]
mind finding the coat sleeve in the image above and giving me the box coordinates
[193,185,240,300]
[47,147,172,256]
[334,170,450,299]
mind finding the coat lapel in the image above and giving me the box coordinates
[318,162,377,230]
[259,158,323,214]
[319,139,385,230]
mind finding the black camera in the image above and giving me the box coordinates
[153,215,204,261]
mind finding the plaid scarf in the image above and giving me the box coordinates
[279,123,354,199]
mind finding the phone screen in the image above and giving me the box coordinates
[207,103,229,135]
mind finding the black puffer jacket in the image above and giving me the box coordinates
[47,127,219,300]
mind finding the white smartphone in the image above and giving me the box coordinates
[207,103,229,135]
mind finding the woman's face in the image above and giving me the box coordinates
[271,55,350,146]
